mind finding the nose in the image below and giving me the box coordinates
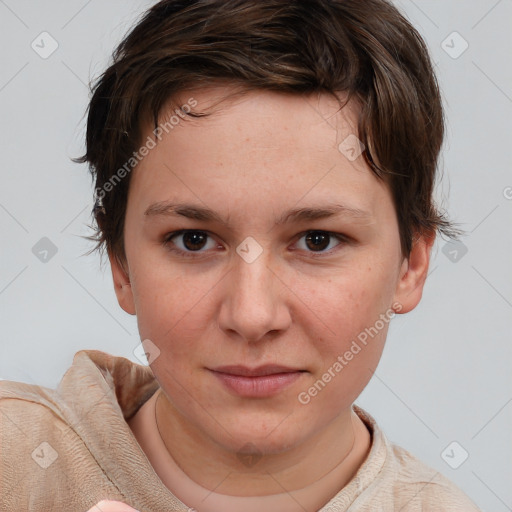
[217,245,292,343]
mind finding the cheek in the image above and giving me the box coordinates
[299,265,393,342]
[130,262,209,353]
[297,264,396,401]
[300,287,392,411]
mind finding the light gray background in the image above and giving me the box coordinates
[1,1,511,510]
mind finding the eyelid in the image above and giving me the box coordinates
[162,229,220,258]
[163,229,350,258]
[292,230,349,257]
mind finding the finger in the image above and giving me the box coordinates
[86,500,141,512]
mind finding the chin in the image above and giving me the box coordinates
[212,417,311,458]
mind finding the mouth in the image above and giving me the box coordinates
[209,364,305,377]
[208,365,307,397]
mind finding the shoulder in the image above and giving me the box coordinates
[350,406,481,511]
[0,378,65,435]
[0,379,71,506]
[0,375,119,510]
[0,378,79,468]
[383,441,481,511]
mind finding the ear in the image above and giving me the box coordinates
[108,250,136,315]
[393,231,435,314]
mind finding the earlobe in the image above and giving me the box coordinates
[108,250,136,316]
[393,231,435,314]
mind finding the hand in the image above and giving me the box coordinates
[86,500,140,512]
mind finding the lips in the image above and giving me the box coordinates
[210,364,304,377]
[208,364,306,397]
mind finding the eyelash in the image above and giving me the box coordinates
[162,230,350,259]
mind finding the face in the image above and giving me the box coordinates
[110,87,432,456]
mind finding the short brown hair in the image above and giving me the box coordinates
[77,0,457,267]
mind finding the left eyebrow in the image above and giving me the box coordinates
[143,201,373,227]
[275,204,373,225]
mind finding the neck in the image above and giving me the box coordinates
[155,390,371,500]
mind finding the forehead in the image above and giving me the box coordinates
[128,87,392,227]
[168,85,360,138]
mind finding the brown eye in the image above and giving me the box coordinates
[304,232,331,251]
[181,231,208,251]
[295,230,347,255]
[163,230,217,258]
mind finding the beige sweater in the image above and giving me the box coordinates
[0,349,481,511]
